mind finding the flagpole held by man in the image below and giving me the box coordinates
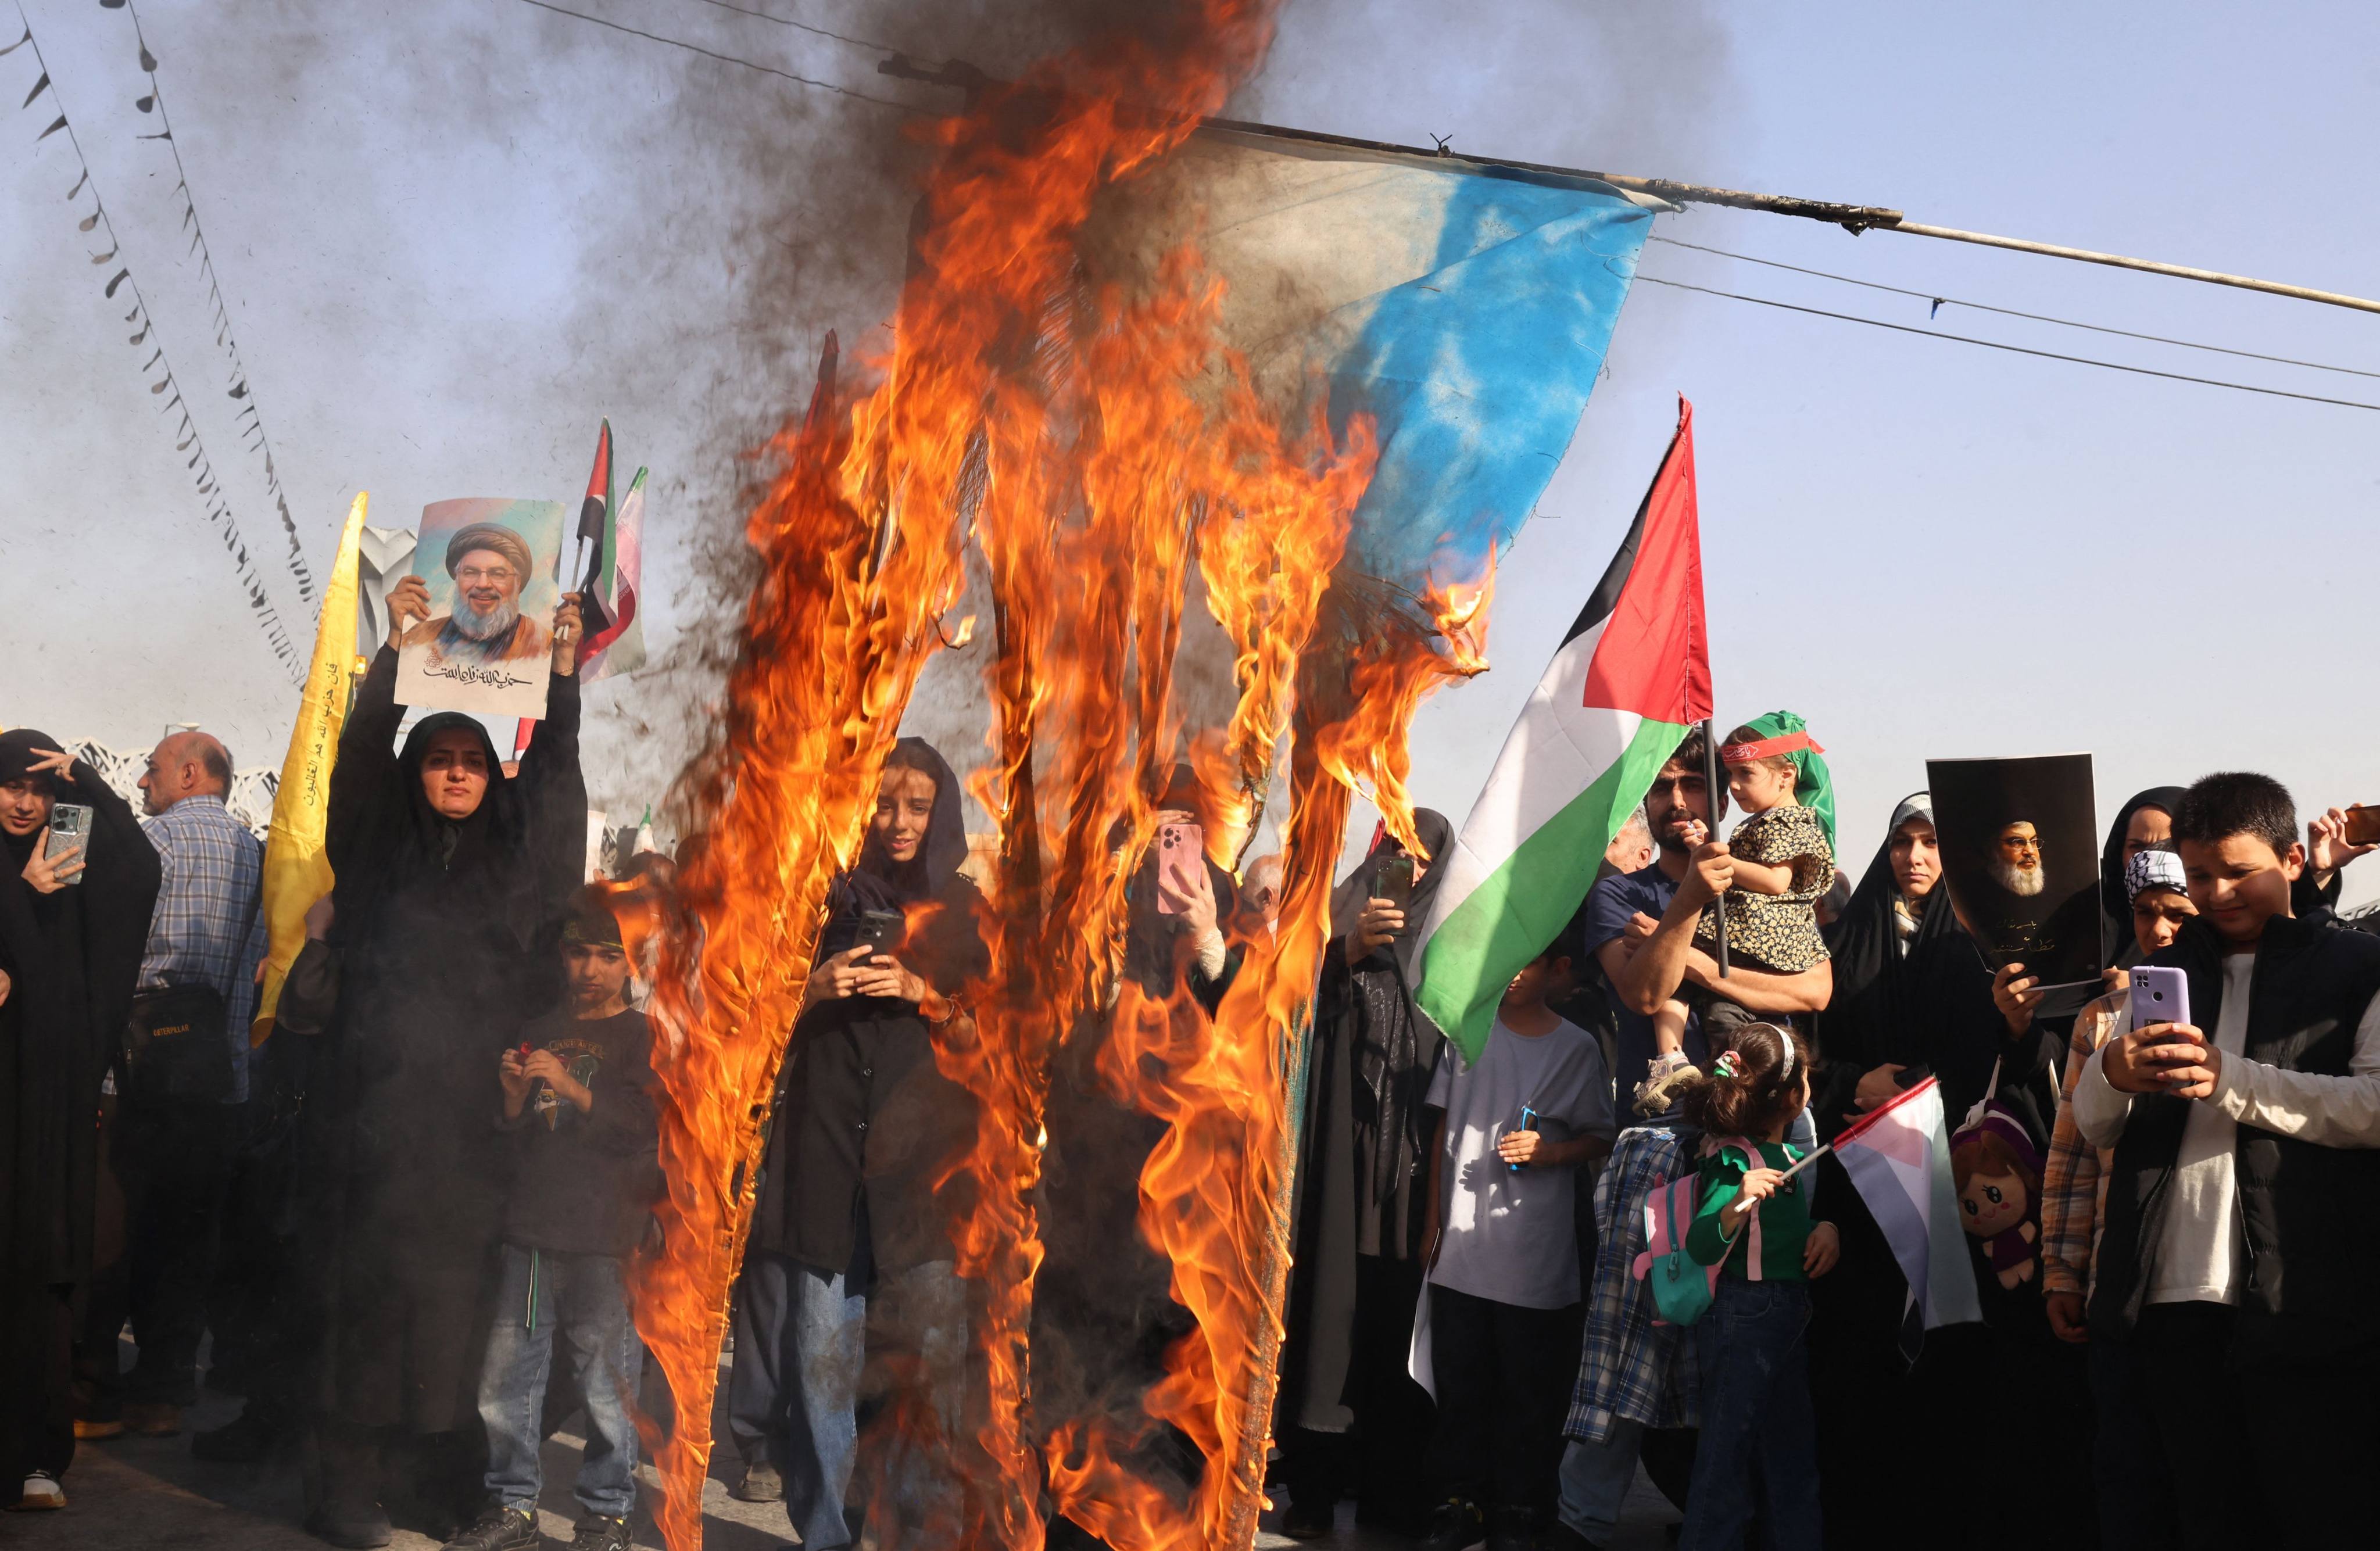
[1413,395,1714,1063]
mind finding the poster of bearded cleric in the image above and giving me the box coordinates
[393,497,568,718]
[1927,753,2105,990]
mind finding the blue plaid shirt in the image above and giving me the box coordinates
[139,794,265,1104]
[1565,1122,1700,1441]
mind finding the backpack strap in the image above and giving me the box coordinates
[1707,1136,1767,1281]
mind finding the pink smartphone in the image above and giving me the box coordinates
[1154,822,1204,915]
[2128,966,2190,1034]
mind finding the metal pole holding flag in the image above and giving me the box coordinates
[1702,717,1729,977]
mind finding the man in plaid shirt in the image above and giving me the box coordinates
[1552,1122,1699,1550]
[74,732,264,1440]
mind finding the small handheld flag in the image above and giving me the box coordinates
[1830,1076,1985,1354]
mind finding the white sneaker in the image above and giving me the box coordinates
[11,1471,66,1510]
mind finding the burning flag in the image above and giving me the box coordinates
[1415,399,1712,1058]
[631,9,1664,1550]
[1831,1075,1984,1350]
[1089,124,1662,589]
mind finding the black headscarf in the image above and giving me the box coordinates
[330,710,561,955]
[845,737,969,911]
[0,729,161,1286]
[2100,786,2185,964]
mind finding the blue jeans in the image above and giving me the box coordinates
[478,1244,643,1520]
[1557,1420,1644,1543]
[728,1252,867,1551]
[1681,1277,1819,1551]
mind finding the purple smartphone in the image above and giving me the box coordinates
[2128,966,2190,1034]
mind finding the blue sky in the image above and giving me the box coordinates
[4,0,2375,905]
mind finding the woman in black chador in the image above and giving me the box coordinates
[1273,809,1452,1539]
[0,731,159,1511]
[733,737,987,1551]
[302,586,586,1546]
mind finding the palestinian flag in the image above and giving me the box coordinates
[1415,396,1712,1060]
[581,467,647,682]
[1831,1076,1984,1353]
[570,420,615,640]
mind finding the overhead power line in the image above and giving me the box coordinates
[510,0,921,111]
[1648,234,2380,382]
[677,0,899,57]
[1633,274,2380,413]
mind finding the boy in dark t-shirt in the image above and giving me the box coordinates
[444,895,659,1551]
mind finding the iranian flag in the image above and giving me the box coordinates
[1414,396,1712,1061]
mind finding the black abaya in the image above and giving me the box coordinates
[1807,798,2073,1550]
[0,731,160,1499]
[302,647,586,1434]
[1272,810,1451,1528]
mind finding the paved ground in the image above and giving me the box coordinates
[0,1348,1681,1549]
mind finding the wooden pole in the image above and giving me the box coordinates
[1702,718,1728,979]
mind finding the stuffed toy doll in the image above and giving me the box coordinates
[1950,1099,2043,1290]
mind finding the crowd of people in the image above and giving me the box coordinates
[6,575,2378,1551]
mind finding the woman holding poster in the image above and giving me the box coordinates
[298,575,586,1546]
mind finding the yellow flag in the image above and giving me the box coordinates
[253,493,369,1042]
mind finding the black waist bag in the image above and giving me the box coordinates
[124,984,235,1104]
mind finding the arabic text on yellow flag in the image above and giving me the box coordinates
[253,493,368,1041]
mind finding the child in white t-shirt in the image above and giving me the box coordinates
[1417,944,1616,1551]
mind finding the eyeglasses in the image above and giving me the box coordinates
[454,565,517,585]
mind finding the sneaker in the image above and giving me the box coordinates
[9,1473,66,1511]
[1280,1493,1335,1540]
[570,1515,634,1551]
[1631,1052,1701,1117]
[1418,1498,1486,1551]
[440,1504,539,1551]
[1486,1504,1541,1551]
[72,1417,125,1440]
[729,1461,783,1503]
[192,1410,278,1463]
[123,1400,184,1437]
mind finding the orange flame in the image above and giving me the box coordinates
[632,6,1501,1549]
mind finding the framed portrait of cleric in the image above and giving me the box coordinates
[1927,754,2103,1000]
[393,497,567,719]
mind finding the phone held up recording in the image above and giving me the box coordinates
[854,909,905,957]
[45,803,94,887]
[1374,853,1416,912]
[2128,966,2189,1034]
[2129,965,2198,1091]
[1154,822,1205,916]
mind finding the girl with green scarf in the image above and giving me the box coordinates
[1649,711,1837,1064]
